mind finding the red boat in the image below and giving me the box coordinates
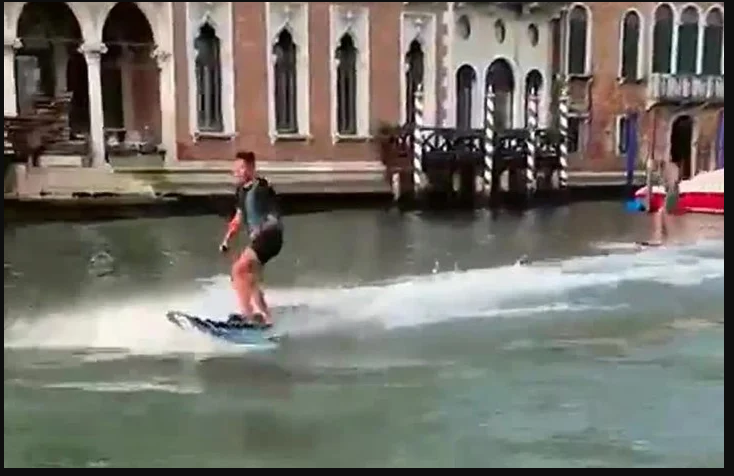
[635,168,724,215]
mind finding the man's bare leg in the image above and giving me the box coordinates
[649,209,664,244]
[248,263,272,326]
[250,289,271,325]
[232,252,256,319]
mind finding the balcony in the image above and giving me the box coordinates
[648,74,724,105]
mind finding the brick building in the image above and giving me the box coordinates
[573,1,724,179]
[4,2,724,178]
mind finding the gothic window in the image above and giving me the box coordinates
[677,6,700,74]
[273,29,298,133]
[652,4,674,74]
[335,34,357,135]
[702,9,724,75]
[568,5,588,75]
[404,40,424,124]
[620,11,640,80]
[486,59,515,131]
[195,23,222,132]
[455,65,475,130]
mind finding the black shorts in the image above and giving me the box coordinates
[250,226,283,266]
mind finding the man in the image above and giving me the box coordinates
[649,160,680,245]
[219,151,284,328]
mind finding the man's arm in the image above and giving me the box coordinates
[224,209,243,241]
[220,209,242,251]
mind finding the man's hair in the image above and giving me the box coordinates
[236,150,256,166]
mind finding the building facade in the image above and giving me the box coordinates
[574,1,724,178]
[3,2,724,177]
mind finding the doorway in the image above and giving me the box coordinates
[669,115,693,180]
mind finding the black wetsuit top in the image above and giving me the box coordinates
[235,177,282,233]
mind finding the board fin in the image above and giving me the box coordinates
[635,240,663,247]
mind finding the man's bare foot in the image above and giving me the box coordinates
[252,313,273,329]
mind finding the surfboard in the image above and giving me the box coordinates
[166,310,282,346]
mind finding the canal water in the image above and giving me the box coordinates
[4,202,724,468]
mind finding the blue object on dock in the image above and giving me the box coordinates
[625,198,644,213]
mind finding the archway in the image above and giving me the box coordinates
[485,59,515,131]
[101,3,160,147]
[670,115,693,180]
[455,65,476,130]
[15,2,88,136]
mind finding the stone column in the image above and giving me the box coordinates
[53,45,69,95]
[79,42,108,168]
[152,47,176,165]
[4,37,22,116]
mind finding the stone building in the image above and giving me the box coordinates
[573,2,724,178]
[4,2,724,178]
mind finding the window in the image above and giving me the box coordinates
[335,34,357,135]
[329,5,369,139]
[455,65,475,130]
[187,2,235,138]
[702,9,724,75]
[485,59,515,131]
[266,3,309,139]
[567,116,583,154]
[620,11,640,80]
[677,6,700,74]
[404,40,424,124]
[651,4,673,74]
[194,23,222,132]
[567,5,589,75]
[616,115,628,155]
[401,12,436,127]
[273,29,298,133]
[550,18,561,76]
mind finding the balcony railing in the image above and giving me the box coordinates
[648,73,724,104]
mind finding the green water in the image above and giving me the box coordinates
[4,203,725,467]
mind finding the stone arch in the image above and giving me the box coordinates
[9,2,95,42]
[97,2,159,45]
[14,2,89,131]
[485,58,515,131]
[101,3,155,46]
[100,2,160,144]
[455,64,476,130]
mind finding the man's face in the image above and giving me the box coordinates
[232,159,254,183]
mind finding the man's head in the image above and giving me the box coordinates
[233,151,256,184]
